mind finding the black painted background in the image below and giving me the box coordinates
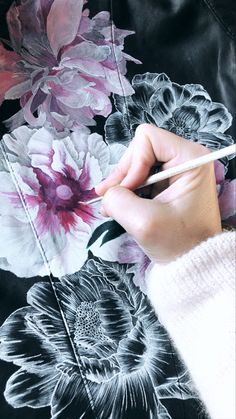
[0,1,235,418]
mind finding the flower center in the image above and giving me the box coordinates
[165,116,192,139]
[74,302,111,347]
[56,185,73,200]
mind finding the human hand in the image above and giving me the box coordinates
[95,124,222,263]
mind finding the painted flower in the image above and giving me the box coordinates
[0,126,125,277]
[117,237,151,291]
[214,161,236,227]
[105,72,234,167]
[90,231,151,292]
[0,255,197,418]
[0,0,139,131]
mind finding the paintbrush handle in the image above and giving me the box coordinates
[139,143,236,187]
[81,144,236,205]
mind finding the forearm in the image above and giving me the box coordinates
[146,231,235,419]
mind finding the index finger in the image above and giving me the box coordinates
[96,123,191,196]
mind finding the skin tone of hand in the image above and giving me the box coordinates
[95,124,222,264]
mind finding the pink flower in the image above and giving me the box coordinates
[214,160,236,227]
[0,125,126,277]
[117,238,151,292]
[0,0,140,131]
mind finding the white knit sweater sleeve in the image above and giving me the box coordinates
[145,231,235,419]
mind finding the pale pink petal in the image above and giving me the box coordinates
[87,133,110,171]
[27,127,54,177]
[79,153,103,190]
[62,58,105,77]
[47,0,84,56]
[103,67,134,95]
[51,139,81,179]
[62,42,110,63]
[49,216,90,277]
[12,162,40,197]
[0,216,45,277]
[0,172,25,220]
[3,126,33,166]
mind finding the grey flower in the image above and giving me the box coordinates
[105,73,234,167]
[0,255,197,419]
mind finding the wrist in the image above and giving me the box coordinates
[150,225,223,265]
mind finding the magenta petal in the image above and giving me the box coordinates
[218,179,236,220]
[46,0,84,57]
[214,160,225,184]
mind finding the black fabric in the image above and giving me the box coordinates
[0,1,235,418]
[90,0,236,178]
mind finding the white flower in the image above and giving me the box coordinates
[0,126,125,277]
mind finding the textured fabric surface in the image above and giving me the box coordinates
[0,1,235,418]
[146,231,236,419]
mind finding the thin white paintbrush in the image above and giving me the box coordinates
[79,144,236,205]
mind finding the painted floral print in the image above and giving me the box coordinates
[0,125,125,277]
[0,0,139,131]
[0,255,197,419]
[214,161,236,226]
[90,232,151,292]
[105,72,234,167]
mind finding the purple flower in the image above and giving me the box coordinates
[0,125,126,277]
[0,0,139,131]
[214,161,236,226]
[117,237,151,292]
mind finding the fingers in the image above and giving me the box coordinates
[96,124,188,196]
[101,185,167,243]
[96,123,209,197]
[95,141,134,196]
[119,124,185,190]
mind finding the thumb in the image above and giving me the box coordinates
[101,186,158,240]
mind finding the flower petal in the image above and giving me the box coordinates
[47,0,84,57]
[4,367,60,408]
[200,102,232,133]
[0,44,27,104]
[105,112,132,145]
[0,216,46,277]
[51,139,81,180]
[27,282,73,356]
[0,307,57,369]
[51,372,94,419]
[82,356,119,384]
[218,179,236,221]
[97,289,133,342]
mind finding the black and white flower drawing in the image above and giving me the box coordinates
[105,72,234,166]
[0,255,197,418]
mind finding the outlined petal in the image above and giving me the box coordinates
[4,367,60,408]
[51,372,94,419]
[0,307,58,369]
[47,0,84,56]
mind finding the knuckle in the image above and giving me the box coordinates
[135,123,152,137]
[191,142,211,156]
[103,186,121,210]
